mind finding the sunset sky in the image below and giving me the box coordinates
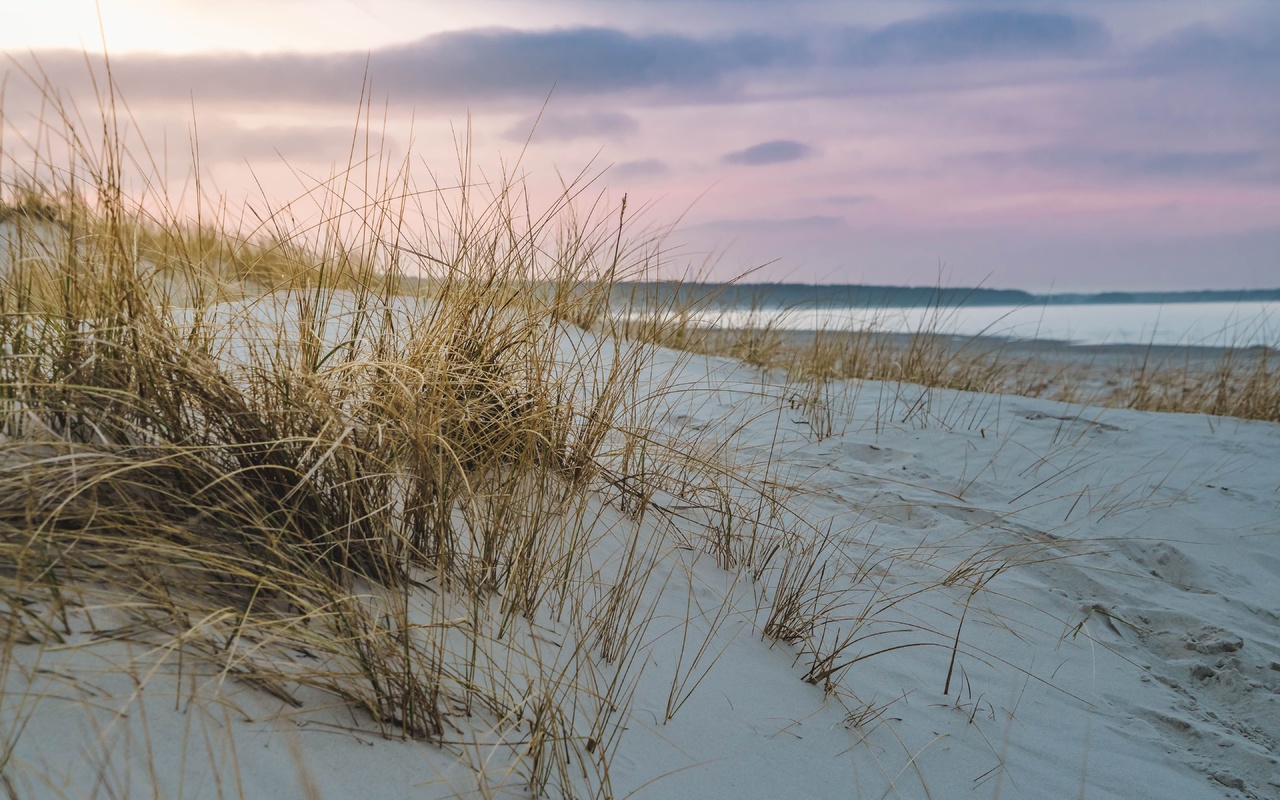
[3,0,1278,290]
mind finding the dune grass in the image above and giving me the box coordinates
[0,65,690,796]
[620,296,1280,425]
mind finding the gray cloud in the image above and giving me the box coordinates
[201,124,378,162]
[11,27,806,107]
[967,147,1274,182]
[504,111,640,142]
[1127,24,1280,119]
[1138,25,1280,76]
[838,10,1109,66]
[1039,149,1265,179]
[373,27,803,97]
[721,139,814,166]
[610,158,668,179]
[7,10,1117,113]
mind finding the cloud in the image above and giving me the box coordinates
[1136,24,1280,80]
[966,147,1273,182]
[610,158,668,179]
[202,124,377,162]
[504,111,639,142]
[374,27,803,97]
[721,139,814,166]
[9,27,806,108]
[10,10,1117,115]
[839,10,1109,66]
[1040,149,1265,179]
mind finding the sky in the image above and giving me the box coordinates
[2,0,1278,291]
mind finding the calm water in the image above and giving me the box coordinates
[687,301,1279,348]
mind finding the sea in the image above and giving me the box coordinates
[694,301,1279,348]
[614,285,1279,349]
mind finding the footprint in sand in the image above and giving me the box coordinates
[1111,615,1280,796]
[861,499,939,530]
[1182,625,1244,655]
[1112,540,1211,592]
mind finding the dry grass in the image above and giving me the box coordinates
[0,64,694,798]
[626,301,1279,424]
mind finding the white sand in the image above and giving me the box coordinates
[4,324,1278,799]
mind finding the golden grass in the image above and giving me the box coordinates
[625,307,1280,424]
[0,63,682,797]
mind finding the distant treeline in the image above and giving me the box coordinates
[611,282,1280,309]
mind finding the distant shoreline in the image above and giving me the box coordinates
[758,329,1276,363]
[612,282,1280,309]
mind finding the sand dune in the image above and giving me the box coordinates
[4,317,1277,799]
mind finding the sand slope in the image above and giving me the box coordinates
[3,330,1278,799]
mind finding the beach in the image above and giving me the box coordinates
[4,307,1278,798]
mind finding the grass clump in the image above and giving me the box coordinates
[0,69,676,797]
[628,299,1280,424]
